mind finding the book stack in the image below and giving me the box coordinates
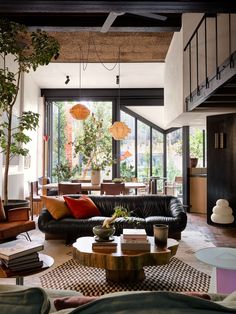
[0,239,44,277]
[121,228,150,251]
[92,241,117,251]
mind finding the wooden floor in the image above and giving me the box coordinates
[186,213,236,247]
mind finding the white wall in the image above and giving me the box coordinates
[164,30,184,128]
[126,106,165,129]
[23,72,41,198]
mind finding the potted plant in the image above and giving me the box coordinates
[73,114,115,184]
[93,206,130,241]
[0,19,60,205]
[52,161,80,182]
[189,129,204,168]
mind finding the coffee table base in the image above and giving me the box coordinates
[106,269,145,283]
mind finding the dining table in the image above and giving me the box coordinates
[42,181,147,196]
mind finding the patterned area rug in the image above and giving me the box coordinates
[40,257,210,296]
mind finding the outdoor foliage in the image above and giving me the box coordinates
[52,161,80,182]
[73,114,114,177]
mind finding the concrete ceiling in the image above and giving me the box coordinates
[29,62,165,89]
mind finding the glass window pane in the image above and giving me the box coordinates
[137,121,150,181]
[52,101,112,182]
[166,129,182,181]
[152,129,164,192]
[120,111,135,180]
[189,127,206,168]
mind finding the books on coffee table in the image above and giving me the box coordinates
[92,241,117,251]
[123,228,147,240]
[120,235,150,251]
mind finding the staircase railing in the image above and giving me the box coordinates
[184,13,235,111]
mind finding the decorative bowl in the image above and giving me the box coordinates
[92,225,115,241]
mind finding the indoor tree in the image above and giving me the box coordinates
[73,114,113,178]
[0,19,60,204]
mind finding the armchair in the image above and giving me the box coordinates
[0,199,35,242]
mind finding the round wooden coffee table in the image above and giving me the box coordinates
[73,236,179,283]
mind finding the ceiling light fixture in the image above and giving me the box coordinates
[109,48,131,140]
[65,75,70,85]
[70,53,90,120]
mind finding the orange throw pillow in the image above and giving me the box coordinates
[63,196,101,219]
[41,196,71,220]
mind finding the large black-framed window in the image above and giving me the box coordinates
[42,88,164,180]
[120,106,165,190]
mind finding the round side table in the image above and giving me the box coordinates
[195,247,236,294]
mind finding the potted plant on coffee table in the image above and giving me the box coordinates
[93,206,130,241]
[0,18,60,206]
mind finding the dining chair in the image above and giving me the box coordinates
[100,183,125,195]
[38,176,58,196]
[58,183,82,195]
[27,181,42,220]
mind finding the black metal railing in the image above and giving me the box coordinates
[184,13,235,110]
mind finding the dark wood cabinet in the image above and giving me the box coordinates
[207,113,236,226]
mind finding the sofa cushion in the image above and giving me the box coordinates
[41,196,71,220]
[64,196,101,219]
[0,287,50,314]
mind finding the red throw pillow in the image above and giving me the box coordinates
[63,196,101,219]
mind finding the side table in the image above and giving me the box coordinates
[0,253,54,285]
[195,247,236,293]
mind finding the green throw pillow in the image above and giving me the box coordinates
[0,287,50,314]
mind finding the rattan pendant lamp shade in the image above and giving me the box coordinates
[109,52,131,140]
[109,121,131,140]
[70,56,90,120]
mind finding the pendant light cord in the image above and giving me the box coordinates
[80,33,121,71]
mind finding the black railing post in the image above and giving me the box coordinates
[189,43,192,101]
[229,14,234,68]
[215,15,220,79]
[205,17,209,88]
[196,31,200,95]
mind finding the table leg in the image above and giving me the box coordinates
[106,269,145,283]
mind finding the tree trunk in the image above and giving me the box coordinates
[4,106,13,204]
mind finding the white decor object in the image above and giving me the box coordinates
[211,199,234,224]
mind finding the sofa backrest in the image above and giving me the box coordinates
[67,195,179,218]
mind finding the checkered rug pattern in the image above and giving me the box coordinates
[40,257,210,296]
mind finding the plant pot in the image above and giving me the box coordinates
[91,170,101,185]
[92,225,115,241]
[3,199,30,212]
[190,158,198,168]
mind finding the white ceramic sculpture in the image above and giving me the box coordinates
[211,199,234,224]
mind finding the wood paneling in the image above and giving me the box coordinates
[190,176,207,214]
[207,113,236,226]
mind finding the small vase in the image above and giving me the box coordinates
[91,170,101,185]
[190,158,198,168]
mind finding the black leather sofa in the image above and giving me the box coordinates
[38,195,187,243]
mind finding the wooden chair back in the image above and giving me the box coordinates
[58,183,82,195]
[100,183,125,195]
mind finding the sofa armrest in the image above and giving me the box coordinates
[7,207,30,222]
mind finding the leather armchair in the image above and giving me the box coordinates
[0,206,35,242]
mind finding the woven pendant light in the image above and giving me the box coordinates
[109,121,131,140]
[70,103,90,120]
